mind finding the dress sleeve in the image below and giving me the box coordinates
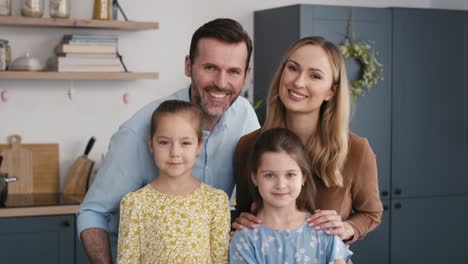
[229,231,257,264]
[347,138,383,243]
[324,234,353,263]
[210,190,231,263]
[117,193,141,264]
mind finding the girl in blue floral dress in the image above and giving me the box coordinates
[230,128,352,264]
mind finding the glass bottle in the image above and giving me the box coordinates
[0,39,11,71]
[50,0,70,19]
[21,0,44,18]
[0,0,12,16]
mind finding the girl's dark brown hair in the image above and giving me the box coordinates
[248,128,316,213]
[150,100,203,141]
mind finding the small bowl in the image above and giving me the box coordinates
[9,53,43,71]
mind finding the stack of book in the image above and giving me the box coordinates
[49,35,124,72]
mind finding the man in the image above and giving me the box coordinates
[77,18,260,263]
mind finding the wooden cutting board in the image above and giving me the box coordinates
[0,135,33,194]
[0,136,59,194]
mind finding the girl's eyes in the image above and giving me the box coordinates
[157,140,195,146]
[158,140,169,145]
[286,172,297,177]
[264,173,274,178]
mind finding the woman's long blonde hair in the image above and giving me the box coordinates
[262,36,350,188]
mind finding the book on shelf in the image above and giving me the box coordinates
[63,34,119,42]
[61,53,118,59]
[56,44,118,55]
[47,56,124,72]
[55,56,121,66]
[51,64,124,72]
[65,39,118,46]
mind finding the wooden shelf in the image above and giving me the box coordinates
[0,16,158,30]
[0,71,159,80]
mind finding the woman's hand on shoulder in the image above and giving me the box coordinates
[307,209,354,240]
[232,212,261,230]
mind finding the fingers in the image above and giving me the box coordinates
[231,221,245,231]
[231,212,261,231]
[307,210,339,225]
[307,210,344,236]
[240,212,262,224]
[307,209,337,222]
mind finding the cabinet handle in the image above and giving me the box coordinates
[62,220,70,227]
[381,190,389,197]
[394,188,402,195]
[394,203,402,209]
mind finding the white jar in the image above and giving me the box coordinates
[21,0,44,18]
[0,0,12,16]
[50,0,70,19]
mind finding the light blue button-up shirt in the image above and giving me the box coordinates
[77,87,260,259]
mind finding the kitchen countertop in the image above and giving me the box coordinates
[0,193,84,218]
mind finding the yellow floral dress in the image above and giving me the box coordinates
[117,183,230,264]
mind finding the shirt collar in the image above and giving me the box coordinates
[174,86,191,102]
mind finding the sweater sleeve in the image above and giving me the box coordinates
[346,138,383,243]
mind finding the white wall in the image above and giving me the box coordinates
[0,0,462,189]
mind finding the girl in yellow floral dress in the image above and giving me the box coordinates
[117,100,230,264]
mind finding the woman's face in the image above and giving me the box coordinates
[278,44,335,115]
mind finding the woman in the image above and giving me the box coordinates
[233,36,383,244]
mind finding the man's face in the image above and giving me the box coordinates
[185,38,251,118]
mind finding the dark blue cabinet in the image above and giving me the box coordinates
[0,215,75,264]
[392,8,468,198]
[254,4,468,264]
[351,198,390,264]
[391,196,468,263]
[0,214,91,264]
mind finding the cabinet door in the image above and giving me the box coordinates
[0,215,75,264]
[391,196,468,263]
[392,8,468,197]
[254,5,301,123]
[350,199,390,264]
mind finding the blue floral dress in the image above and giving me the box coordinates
[230,220,352,264]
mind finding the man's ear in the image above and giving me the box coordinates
[184,55,191,77]
[147,136,154,153]
[243,67,252,85]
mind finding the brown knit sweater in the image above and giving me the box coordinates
[233,129,383,243]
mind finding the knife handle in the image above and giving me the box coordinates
[84,137,96,156]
